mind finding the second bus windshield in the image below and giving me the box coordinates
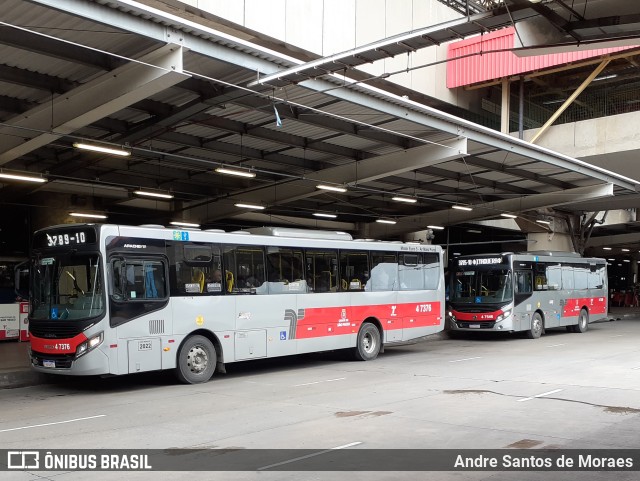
[452,268,513,303]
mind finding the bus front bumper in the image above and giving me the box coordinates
[29,347,111,376]
[448,316,514,332]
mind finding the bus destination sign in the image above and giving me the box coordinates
[458,257,503,267]
[34,228,97,249]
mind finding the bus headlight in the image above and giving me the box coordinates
[495,309,512,322]
[76,332,104,358]
[447,311,456,321]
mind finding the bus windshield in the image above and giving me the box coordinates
[452,268,513,304]
[30,252,105,320]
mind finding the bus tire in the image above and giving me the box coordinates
[526,313,543,339]
[353,323,381,361]
[176,335,216,384]
[573,309,589,333]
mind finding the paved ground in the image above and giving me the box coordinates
[1,311,639,480]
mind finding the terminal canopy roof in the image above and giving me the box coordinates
[0,0,638,241]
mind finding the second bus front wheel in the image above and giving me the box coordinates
[176,335,217,384]
[526,313,543,339]
[353,323,381,361]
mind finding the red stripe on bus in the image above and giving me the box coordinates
[294,302,441,339]
[562,296,607,317]
[30,333,88,354]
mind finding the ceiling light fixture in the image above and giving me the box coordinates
[536,219,551,225]
[313,213,337,218]
[593,74,618,82]
[603,247,612,250]
[467,229,482,234]
[500,213,518,219]
[427,225,444,230]
[235,203,265,210]
[134,190,174,199]
[452,205,472,211]
[69,212,107,219]
[215,167,256,178]
[316,184,347,193]
[170,221,200,228]
[376,219,396,225]
[0,172,47,183]
[392,196,417,203]
[73,142,130,157]
[621,248,630,252]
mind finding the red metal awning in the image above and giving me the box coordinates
[447,27,637,88]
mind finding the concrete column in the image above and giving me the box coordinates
[501,79,510,134]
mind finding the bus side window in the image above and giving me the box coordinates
[516,271,532,294]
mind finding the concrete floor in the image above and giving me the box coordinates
[1,311,639,480]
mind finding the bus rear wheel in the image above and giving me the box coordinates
[176,335,216,384]
[572,309,589,333]
[353,323,381,361]
[526,313,543,339]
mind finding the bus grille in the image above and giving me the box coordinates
[29,323,83,339]
[458,322,495,329]
[30,351,74,369]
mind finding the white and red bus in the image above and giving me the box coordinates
[27,224,445,383]
[447,252,608,339]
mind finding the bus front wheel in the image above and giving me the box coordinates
[526,313,543,339]
[176,335,216,384]
[353,323,381,361]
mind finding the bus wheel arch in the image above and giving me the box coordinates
[526,311,544,339]
[175,331,222,384]
[353,319,382,361]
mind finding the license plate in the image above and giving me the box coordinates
[138,340,152,351]
[43,360,55,368]
[469,324,481,329]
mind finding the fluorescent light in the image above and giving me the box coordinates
[624,259,631,263]
[134,190,173,199]
[316,184,347,193]
[427,225,444,230]
[73,142,130,157]
[543,99,566,105]
[376,219,396,225]
[593,74,617,82]
[392,196,417,203]
[603,247,612,250]
[536,219,551,225]
[501,213,518,219]
[452,205,472,211]
[0,172,47,183]
[69,212,107,219]
[467,229,482,234]
[235,203,265,210]
[607,259,615,261]
[621,248,630,252]
[215,167,256,178]
[453,252,461,256]
[313,213,337,218]
[170,221,200,228]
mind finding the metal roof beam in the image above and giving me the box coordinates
[0,64,75,93]
[294,76,640,191]
[0,24,120,70]
[422,165,537,195]
[368,183,614,237]
[0,45,189,165]
[183,137,467,223]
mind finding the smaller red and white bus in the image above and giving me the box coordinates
[27,224,445,383]
[447,252,608,338]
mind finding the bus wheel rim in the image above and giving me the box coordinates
[363,333,374,353]
[187,345,208,373]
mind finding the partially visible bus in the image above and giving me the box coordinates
[447,252,608,339]
[0,256,28,303]
[27,224,445,383]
